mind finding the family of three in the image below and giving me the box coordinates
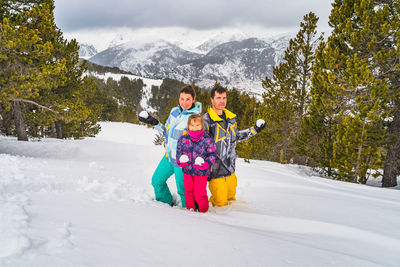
[138,84,266,212]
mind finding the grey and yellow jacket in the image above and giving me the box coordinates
[203,106,257,179]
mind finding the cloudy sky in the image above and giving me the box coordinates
[55,0,333,31]
[54,0,334,51]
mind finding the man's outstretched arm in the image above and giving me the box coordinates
[237,119,266,142]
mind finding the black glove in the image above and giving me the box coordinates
[138,111,159,126]
[254,119,266,133]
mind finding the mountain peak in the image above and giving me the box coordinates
[79,43,98,59]
[195,31,249,53]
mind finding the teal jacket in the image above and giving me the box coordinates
[155,102,202,167]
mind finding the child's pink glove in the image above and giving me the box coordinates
[193,157,210,170]
[177,161,189,168]
[178,154,189,168]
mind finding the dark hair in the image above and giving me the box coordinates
[179,84,196,100]
[210,84,227,99]
[187,114,204,130]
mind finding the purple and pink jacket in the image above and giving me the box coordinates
[176,131,217,177]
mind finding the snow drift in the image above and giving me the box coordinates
[1,122,399,267]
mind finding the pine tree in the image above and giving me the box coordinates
[302,0,399,184]
[262,12,323,163]
[149,78,185,120]
[233,90,260,161]
[0,1,65,140]
[1,0,103,139]
[24,0,99,139]
[61,76,101,139]
[90,77,123,121]
[330,0,399,185]
[0,0,42,22]
[297,40,342,176]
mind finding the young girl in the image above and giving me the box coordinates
[176,114,216,212]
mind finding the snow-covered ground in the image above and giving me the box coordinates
[1,122,400,267]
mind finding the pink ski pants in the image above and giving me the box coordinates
[183,173,209,212]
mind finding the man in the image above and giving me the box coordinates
[203,85,266,207]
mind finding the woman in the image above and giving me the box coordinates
[139,85,201,208]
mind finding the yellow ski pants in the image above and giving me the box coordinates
[208,173,237,207]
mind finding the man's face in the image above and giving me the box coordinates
[211,92,227,112]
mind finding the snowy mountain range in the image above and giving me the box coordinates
[83,33,291,95]
[78,43,98,60]
[89,40,202,79]
[168,37,283,95]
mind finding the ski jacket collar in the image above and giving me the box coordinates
[179,102,196,112]
[207,106,236,122]
[170,102,202,118]
[187,102,201,113]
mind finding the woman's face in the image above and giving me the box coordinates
[179,93,195,110]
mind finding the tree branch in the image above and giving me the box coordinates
[11,98,59,114]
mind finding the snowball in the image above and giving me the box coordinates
[194,157,205,165]
[179,155,189,163]
[256,119,265,127]
[139,111,149,119]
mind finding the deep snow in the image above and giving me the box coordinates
[1,122,400,267]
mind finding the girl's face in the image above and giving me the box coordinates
[179,93,195,110]
[188,119,203,131]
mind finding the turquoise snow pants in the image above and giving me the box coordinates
[151,155,185,208]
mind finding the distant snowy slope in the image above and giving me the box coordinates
[88,72,162,112]
[1,122,400,267]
